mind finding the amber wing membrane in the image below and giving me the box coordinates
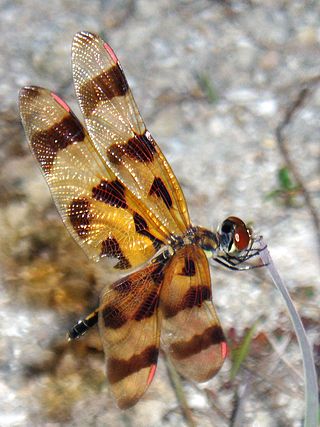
[98,259,166,409]
[19,87,169,268]
[160,245,227,382]
[72,31,190,237]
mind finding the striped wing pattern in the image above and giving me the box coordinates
[20,32,227,409]
[161,245,227,382]
[98,260,166,409]
[98,245,226,408]
[19,87,167,268]
[72,32,190,237]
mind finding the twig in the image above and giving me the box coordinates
[275,76,320,258]
[200,387,229,422]
[229,379,252,427]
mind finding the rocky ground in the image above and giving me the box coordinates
[0,0,319,426]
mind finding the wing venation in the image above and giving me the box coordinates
[19,87,167,268]
[98,259,167,408]
[160,245,227,382]
[72,31,191,236]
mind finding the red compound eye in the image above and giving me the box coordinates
[234,223,250,250]
[225,216,251,251]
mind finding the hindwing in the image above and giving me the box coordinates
[161,245,227,381]
[98,259,166,408]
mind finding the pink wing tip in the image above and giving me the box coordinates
[221,341,228,359]
[147,364,157,386]
[51,92,70,112]
[103,42,118,64]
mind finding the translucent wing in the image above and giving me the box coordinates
[19,87,167,268]
[72,31,190,237]
[98,260,166,409]
[160,245,227,381]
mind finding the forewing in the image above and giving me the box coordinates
[98,260,166,409]
[160,245,227,382]
[19,87,166,268]
[72,31,190,237]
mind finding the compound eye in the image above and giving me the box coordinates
[221,219,233,234]
[233,223,250,251]
[220,216,251,253]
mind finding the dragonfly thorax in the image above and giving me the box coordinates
[189,217,252,261]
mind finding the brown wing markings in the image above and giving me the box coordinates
[20,86,85,174]
[107,345,159,385]
[111,277,133,294]
[99,260,167,408]
[160,245,227,382]
[102,281,160,328]
[102,305,127,329]
[73,31,145,136]
[68,197,92,238]
[100,262,163,330]
[94,180,167,263]
[134,288,159,321]
[169,325,225,360]
[108,132,156,166]
[100,237,131,269]
[162,285,212,319]
[79,65,129,117]
[92,178,127,209]
[133,212,163,251]
[182,285,211,308]
[31,114,85,173]
[149,176,173,210]
[180,257,196,277]
[133,211,149,233]
[72,32,191,235]
[150,261,166,286]
[20,87,170,267]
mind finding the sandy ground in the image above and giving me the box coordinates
[0,1,319,426]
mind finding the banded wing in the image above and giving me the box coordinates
[72,31,190,237]
[19,87,167,268]
[160,245,227,381]
[98,259,166,409]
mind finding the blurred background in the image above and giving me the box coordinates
[0,0,319,426]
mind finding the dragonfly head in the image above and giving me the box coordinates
[216,216,252,256]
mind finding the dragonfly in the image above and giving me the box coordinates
[19,31,259,409]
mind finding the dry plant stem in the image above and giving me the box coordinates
[164,355,196,427]
[259,240,319,427]
[230,380,252,427]
[200,387,229,422]
[267,334,304,382]
[275,77,320,258]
